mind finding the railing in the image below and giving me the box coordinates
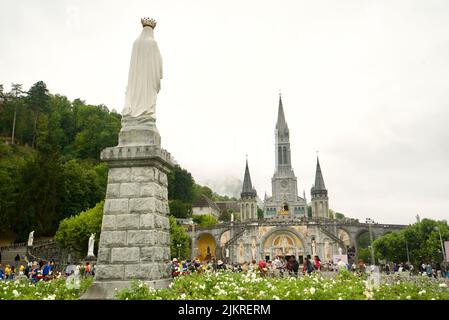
[223,227,246,248]
[183,217,407,233]
[319,225,346,249]
[0,239,55,251]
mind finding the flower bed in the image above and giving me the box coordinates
[116,271,449,300]
[0,277,93,300]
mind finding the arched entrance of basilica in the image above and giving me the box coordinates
[262,230,305,263]
[197,233,216,262]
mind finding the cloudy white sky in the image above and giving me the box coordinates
[1,0,449,225]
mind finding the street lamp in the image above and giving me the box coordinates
[366,218,376,265]
[189,220,196,260]
[176,243,182,259]
[405,241,410,264]
[434,226,446,263]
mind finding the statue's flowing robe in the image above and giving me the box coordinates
[122,27,163,120]
[88,235,95,256]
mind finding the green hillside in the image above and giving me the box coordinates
[0,81,231,243]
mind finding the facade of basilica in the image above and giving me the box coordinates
[190,97,405,264]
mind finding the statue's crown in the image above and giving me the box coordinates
[141,17,157,28]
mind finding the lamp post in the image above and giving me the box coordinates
[366,218,376,265]
[405,241,410,264]
[434,226,446,263]
[190,220,196,260]
[176,243,182,259]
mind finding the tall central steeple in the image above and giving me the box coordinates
[275,95,292,172]
[271,94,298,204]
[276,95,288,130]
[264,93,306,219]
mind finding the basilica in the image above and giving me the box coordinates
[190,96,404,264]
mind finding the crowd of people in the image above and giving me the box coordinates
[2,252,447,283]
[0,255,96,283]
[169,255,449,279]
[169,254,363,278]
[0,260,60,282]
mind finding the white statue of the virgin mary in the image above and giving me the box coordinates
[28,231,34,247]
[122,17,162,127]
[87,233,96,257]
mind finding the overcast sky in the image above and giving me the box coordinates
[1,0,449,225]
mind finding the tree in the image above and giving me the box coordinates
[169,199,192,218]
[168,165,195,203]
[57,160,107,221]
[257,207,264,220]
[219,209,233,222]
[357,247,373,264]
[373,218,449,266]
[307,205,312,218]
[192,214,218,227]
[335,212,345,220]
[169,216,190,259]
[10,83,23,145]
[27,81,50,148]
[0,143,25,234]
[192,184,214,203]
[72,104,121,160]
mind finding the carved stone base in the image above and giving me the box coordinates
[118,126,161,147]
[81,144,174,300]
[84,255,97,263]
[119,114,161,147]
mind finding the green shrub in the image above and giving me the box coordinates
[54,201,103,258]
[192,214,218,227]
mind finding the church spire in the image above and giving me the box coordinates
[311,155,329,218]
[276,94,288,130]
[241,157,256,196]
[314,156,326,191]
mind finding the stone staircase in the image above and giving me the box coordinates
[0,245,27,267]
[318,225,347,252]
[0,239,74,268]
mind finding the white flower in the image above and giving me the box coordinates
[12,290,19,297]
[180,293,186,299]
[406,296,411,300]
[310,287,316,295]
[363,291,374,300]
[273,295,280,300]
[418,290,426,295]
[439,283,447,288]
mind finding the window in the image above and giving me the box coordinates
[278,146,283,164]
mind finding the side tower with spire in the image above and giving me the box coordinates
[311,156,329,218]
[240,158,258,221]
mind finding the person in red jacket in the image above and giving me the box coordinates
[314,256,321,272]
[258,259,267,276]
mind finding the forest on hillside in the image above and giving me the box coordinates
[0,82,233,242]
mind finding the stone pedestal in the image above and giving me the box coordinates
[82,142,173,300]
